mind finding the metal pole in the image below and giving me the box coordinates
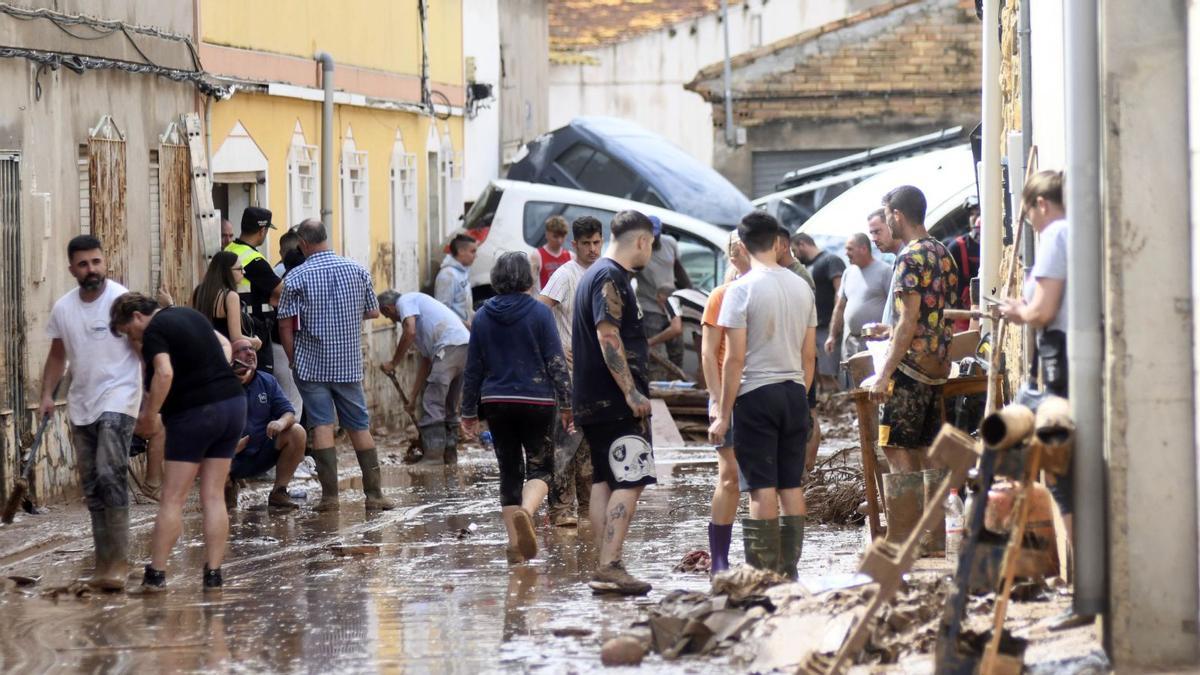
[721,0,735,147]
[315,52,335,228]
[1064,0,1106,617]
[980,0,1003,345]
[1019,0,1036,373]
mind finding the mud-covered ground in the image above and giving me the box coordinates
[0,442,862,674]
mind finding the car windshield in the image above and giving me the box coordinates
[464,184,503,232]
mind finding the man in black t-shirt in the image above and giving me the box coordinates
[572,210,657,597]
[225,206,282,374]
[792,232,845,385]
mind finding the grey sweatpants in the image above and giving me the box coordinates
[419,344,468,428]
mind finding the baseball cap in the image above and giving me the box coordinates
[240,206,276,233]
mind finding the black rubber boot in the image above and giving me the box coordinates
[356,448,395,510]
[83,510,111,587]
[778,515,806,581]
[91,507,130,591]
[443,423,460,465]
[419,424,446,463]
[311,447,339,511]
[741,518,781,573]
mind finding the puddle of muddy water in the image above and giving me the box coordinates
[0,448,863,674]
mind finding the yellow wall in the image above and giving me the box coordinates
[201,0,463,84]
[210,93,463,292]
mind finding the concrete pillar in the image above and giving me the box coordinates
[1101,0,1200,667]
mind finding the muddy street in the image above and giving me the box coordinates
[0,445,861,673]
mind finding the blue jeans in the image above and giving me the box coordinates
[72,412,135,512]
[296,378,370,431]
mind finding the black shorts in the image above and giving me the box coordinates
[163,396,247,463]
[732,381,810,491]
[582,418,657,491]
[879,369,943,450]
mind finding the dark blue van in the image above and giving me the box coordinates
[506,116,752,228]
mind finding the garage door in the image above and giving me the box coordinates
[751,149,858,197]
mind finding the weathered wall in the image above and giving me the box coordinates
[463,0,502,198]
[498,0,549,164]
[549,0,878,166]
[1101,0,1200,665]
[0,1,201,504]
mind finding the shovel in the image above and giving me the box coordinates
[2,410,55,524]
[382,368,423,463]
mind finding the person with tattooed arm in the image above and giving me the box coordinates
[571,210,658,596]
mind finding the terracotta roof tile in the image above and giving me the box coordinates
[550,0,719,51]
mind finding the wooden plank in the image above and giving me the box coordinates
[850,390,883,540]
[650,398,686,448]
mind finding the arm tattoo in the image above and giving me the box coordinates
[600,333,635,394]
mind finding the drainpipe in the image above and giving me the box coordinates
[980,0,1003,381]
[1188,0,1200,638]
[1064,0,1105,618]
[1019,0,1035,374]
[720,0,735,147]
[315,51,335,228]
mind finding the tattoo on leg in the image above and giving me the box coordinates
[604,503,627,544]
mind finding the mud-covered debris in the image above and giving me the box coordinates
[601,635,647,666]
[328,543,381,556]
[8,574,41,586]
[41,581,93,599]
[710,565,787,603]
[551,627,593,638]
[673,550,710,574]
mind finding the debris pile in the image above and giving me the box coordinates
[804,449,867,525]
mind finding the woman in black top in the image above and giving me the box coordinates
[110,292,246,592]
[192,251,261,352]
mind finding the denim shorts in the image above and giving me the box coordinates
[163,396,247,463]
[295,378,370,431]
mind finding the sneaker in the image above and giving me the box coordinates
[141,565,167,593]
[268,486,300,511]
[512,508,538,559]
[588,561,651,596]
[203,565,223,590]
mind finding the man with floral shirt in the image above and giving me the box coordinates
[869,186,959,472]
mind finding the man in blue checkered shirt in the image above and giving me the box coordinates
[278,218,394,512]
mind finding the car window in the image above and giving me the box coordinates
[555,143,596,180]
[464,184,503,231]
[641,187,667,208]
[670,229,726,293]
[576,150,639,199]
[523,201,617,247]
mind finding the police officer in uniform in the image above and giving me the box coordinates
[225,206,283,373]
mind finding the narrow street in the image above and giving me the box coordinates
[0,443,862,673]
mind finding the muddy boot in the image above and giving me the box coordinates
[778,515,806,581]
[203,564,223,590]
[882,472,924,545]
[268,486,299,511]
[741,518,781,573]
[419,424,446,463]
[141,565,167,593]
[357,449,396,511]
[312,447,340,511]
[82,510,111,587]
[91,507,130,591]
[921,468,949,556]
[444,423,459,465]
[708,522,733,575]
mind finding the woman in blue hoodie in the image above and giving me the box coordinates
[462,251,573,563]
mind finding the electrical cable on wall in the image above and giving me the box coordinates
[0,47,229,98]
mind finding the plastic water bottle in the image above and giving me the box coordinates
[945,489,965,567]
[480,430,494,451]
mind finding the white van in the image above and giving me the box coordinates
[460,179,733,299]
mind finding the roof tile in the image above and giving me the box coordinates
[550,0,719,51]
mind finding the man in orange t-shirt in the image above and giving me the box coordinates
[699,231,752,574]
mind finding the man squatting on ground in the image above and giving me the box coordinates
[225,338,308,511]
[110,293,247,591]
[461,252,573,563]
[573,210,658,596]
[700,230,753,574]
[869,186,960,482]
[709,212,818,580]
[435,232,477,329]
[278,219,395,512]
[39,235,144,591]
[538,215,604,527]
[379,289,471,464]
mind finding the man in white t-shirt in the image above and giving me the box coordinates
[710,212,817,581]
[538,215,603,527]
[39,235,144,591]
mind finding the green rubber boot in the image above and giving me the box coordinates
[741,517,781,573]
[311,447,340,511]
[778,515,807,581]
[357,448,395,510]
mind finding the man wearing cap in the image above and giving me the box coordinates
[634,215,691,380]
[225,206,283,374]
[226,339,307,511]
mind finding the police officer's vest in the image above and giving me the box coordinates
[224,241,270,313]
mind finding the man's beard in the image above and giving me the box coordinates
[79,273,104,290]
